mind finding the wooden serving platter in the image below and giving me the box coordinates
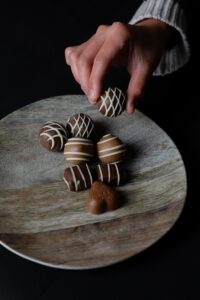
[0,95,186,269]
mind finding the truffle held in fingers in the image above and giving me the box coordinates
[97,87,126,117]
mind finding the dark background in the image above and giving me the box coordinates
[0,1,199,299]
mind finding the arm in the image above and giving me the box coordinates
[129,0,190,75]
[65,0,190,113]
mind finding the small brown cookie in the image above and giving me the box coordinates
[97,133,126,163]
[97,87,126,117]
[67,113,95,139]
[64,137,94,165]
[96,163,126,186]
[88,181,120,214]
[39,122,68,152]
[63,163,94,192]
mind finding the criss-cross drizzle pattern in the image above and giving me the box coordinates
[99,87,126,117]
[67,113,94,138]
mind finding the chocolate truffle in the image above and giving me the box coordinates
[97,87,126,117]
[63,164,94,192]
[97,134,126,163]
[96,163,125,186]
[88,181,120,214]
[39,122,68,152]
[67,113,95,139]
[64,137,94,165]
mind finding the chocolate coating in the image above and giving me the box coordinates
[88,181,119,214]
[39,122,68,152]
[67,113,95,139]
[64,137,94,165]
[97,87,126,117]
[97,133,126,163]
[96,163,126,186]
[63,164,94,192]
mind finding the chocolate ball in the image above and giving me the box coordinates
[97,134,126,163]
[63,164,94,192]
[39,122,68,152]
[67,113,95,139]
[96,163,126,186]
[64,137,94,165]
[97,87,126,117]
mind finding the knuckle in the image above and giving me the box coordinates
[111,22,130,39]
[65,47,72,56]
[112,21,125,32]
[64,47,72,62]
[78,54,90,67]
[69,50,78,62]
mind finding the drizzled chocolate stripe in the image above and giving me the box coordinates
[96,163,121,186]
[63,164,94,192]
[97,134,126,163]
[64,137,94,165]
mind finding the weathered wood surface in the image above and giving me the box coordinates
[0,95,187,269]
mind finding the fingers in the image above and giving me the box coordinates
[89,26,127,103]
[65,43,88,83]
[77,34,106,97]
[65,25,108,99]
[126,64,150,114]
[65,23,130,104]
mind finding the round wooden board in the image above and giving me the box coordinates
[0,95,186,269]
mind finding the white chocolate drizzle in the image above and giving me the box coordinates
[67,113,94,138]
[63,176,71,191]
[98,144,125,153]
[99,149,126,159]
[97,164,103,182]
[76,165,87,189]
[63,164,93,191]
[97,136,116,145]
[107,163,111,183]
[114,163,120,186]
[99,87,126,117]
[97,163,121,186]
[65,157,90,161]
[40,122,67,150]
[70,166,79,192]
[64,151,93,157]
[86,163,93,186]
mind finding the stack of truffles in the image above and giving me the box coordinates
[39,87,127,214]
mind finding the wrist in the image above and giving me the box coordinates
[133,18,172,47]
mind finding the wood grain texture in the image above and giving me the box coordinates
[0,95,187,269]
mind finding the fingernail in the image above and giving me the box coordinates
[126,102,135,114]
[89,89,98,104]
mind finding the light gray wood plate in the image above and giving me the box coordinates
[0,95,187,269]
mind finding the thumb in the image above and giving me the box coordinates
[126,64,150,114]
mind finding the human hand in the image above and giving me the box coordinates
[65,19,171,114]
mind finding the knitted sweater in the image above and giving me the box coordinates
[129,0,190,75]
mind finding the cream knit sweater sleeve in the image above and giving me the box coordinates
[128,0,190,75]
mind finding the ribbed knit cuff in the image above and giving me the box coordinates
[128,0,190,76]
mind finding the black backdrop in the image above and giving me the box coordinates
[0,1,199,299]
